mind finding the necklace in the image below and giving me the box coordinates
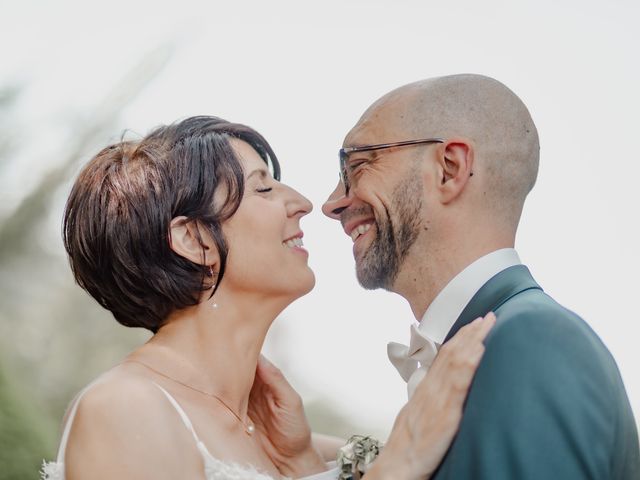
[124,359,255,435]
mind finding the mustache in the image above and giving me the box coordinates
[340,205,376,230]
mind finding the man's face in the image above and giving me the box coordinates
[322,108,428,290]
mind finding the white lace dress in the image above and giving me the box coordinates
[41,383,338,480]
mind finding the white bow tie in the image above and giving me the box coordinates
[388,324,440,398]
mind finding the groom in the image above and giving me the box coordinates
[321,74,640,478]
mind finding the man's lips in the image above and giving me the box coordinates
[350,223,374,242]
[343,219,376,243]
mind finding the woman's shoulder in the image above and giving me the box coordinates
[63,369,204,479]
[71,368,170,426]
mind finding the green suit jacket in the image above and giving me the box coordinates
[432,265,640,479]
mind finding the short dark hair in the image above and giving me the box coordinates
[63,116,281,332]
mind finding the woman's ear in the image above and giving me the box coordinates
[437,139,474,204]
[169,216,220,268]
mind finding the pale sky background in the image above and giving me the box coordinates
[2,0,639,436]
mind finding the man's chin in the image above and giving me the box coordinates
[355,262,393,291]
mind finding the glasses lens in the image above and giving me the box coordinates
[339,150,350,192]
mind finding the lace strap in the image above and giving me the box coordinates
[153,382,202,444]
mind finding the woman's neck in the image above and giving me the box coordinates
[130,289,287,419]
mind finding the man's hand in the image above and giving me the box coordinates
[369,313,496,480]
[248,355,326,478]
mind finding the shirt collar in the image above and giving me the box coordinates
[418,248,521,344]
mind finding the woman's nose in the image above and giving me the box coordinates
[287,186,313,218]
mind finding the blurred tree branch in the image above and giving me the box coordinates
[0,83,22,164]
[0,44,173,259]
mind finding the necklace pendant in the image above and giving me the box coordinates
[246,423,255,435]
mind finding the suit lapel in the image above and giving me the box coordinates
[443,265,543,343]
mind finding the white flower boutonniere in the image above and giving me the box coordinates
[337,435,384,480]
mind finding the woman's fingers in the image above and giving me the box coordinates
[451,312,495,365]
[254,355,302,409]
[468,311,496,342]
[372,313,497,480]
[436,313,494,367]
[415,312,496,399]
[447,312,496,349]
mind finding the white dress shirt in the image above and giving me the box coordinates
[404,248,521,397]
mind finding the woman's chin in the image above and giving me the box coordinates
[287,270,316,300]
[302,272,316,295]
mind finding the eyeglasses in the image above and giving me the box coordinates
[339,137,444,194]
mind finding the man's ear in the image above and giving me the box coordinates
[169,216,220,268]
[437,139,474,204]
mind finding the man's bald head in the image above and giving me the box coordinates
[349,74,540,227]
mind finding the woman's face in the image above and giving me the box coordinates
[220,139,315,299]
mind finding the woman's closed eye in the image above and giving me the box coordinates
[247,168,276,194]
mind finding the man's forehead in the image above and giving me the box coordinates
[342,99,413,147]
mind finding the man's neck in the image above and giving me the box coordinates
[419,248,521,343]
[394,239,516,320]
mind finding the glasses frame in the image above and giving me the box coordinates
[339,137,444,194]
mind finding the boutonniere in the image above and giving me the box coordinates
[337,435,383,479]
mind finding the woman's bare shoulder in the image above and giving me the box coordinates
[63,369,203,479]
[69,368,171,428]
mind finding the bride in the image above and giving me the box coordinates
[42,116,494,479]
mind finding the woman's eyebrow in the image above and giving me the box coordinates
[246,168,269,180]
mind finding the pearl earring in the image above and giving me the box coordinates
[211,282,218,308]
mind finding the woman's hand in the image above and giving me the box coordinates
[369,312,496,480]
[248,355,326,478]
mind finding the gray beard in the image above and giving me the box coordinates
[356,175,423,290]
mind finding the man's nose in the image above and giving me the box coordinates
[322,181,351,220]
